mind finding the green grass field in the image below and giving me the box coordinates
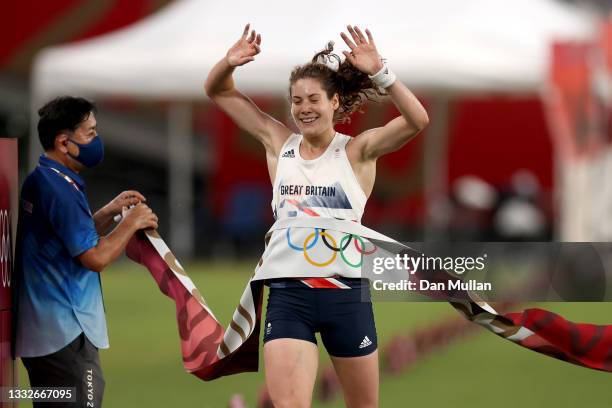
[16,260,612,407]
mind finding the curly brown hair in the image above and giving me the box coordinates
[289,42,384,124]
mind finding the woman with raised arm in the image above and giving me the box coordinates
[205,24,428,408]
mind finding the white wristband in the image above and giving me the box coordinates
[369,63,396,89]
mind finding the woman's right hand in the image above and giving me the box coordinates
[226,24,262,67]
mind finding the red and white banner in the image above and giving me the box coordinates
[127,219,612,381]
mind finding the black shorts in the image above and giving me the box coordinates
[21,333,105,408]
[263,279,377,357]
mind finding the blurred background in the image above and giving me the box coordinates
[1,0,611,407]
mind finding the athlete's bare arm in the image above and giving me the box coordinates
[342,26,429,159]
[343,26,429,194]
[204,24,292,180]
[354,82,429,160]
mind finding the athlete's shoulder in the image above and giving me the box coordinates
[334,132,354,148]
[335,131,352,138]
[278,134,300,158]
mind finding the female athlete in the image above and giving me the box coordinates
[205,24,428,408]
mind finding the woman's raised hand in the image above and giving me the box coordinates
[340,25,384,76]
[226,24,262,67]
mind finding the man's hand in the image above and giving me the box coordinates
[94,190,146,234]
[121,203,158,231]
[81,202,158,272]
[340,25,384,76]
[104,190,146,216]
[226,24,262,67]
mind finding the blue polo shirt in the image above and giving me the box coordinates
[14,155,109,357]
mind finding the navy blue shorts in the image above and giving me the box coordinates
[263,279,377,357]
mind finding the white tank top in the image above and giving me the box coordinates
[271,132,367,223]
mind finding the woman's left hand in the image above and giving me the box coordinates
[340,25,384,76]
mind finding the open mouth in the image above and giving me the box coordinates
[300,117,318,125]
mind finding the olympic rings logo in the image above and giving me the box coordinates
[286,227,377,268]
[0,210,12,288]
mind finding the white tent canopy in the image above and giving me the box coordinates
[33,0,595,99]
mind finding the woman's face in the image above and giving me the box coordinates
[290,78,339,137]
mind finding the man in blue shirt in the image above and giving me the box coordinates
[14,96,158,408]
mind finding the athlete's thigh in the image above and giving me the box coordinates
[263,285,319,407]
[318,286,378,358]
[264,338,318,408]
[330,351,379,408]
[318,286,379,407]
